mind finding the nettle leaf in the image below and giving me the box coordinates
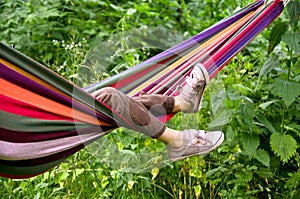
[267,22,289,54]
[271,78,300,107]
[232,84,253,95]
[241,132,259,158]
[282,32,300,53]
[287,0,300,29]
[210,87,226,115]
[205,166,226,178]
[258,56,280,80]
[208,109,234,130]
[270,133,298,163]
[256,168,273,178]
[256,114,278,134]
[238,100,254,132]
[226,126,235,140]
[258,100,279,110]
[255,149,270,167]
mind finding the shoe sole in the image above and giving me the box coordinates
[195,63,209,84]
[183,63,209,113]
[169,132,224,162]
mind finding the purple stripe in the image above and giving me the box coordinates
[0,133,102,161]
[0,125,113,143]
[0,63,71,106]
[142,1,263,66]
[141,62,187,95]
[84,0,264,92]
[0,62,114,124]
[214,2,283,70]
[206,32,240,74]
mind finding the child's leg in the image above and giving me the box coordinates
[92,64,224,162]
[92,87,168,138]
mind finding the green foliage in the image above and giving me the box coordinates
[287,0,300,30]
[257,55,280,82]
[1,0,300,198]
[285,168,300,198]
[270,133,298,163]
[241,132,259,158]
[267,22,288,55]
[254,149,270,167]
[282,32,300,53]
[271,78,300,106]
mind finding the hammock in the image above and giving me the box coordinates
[0,0,286,179]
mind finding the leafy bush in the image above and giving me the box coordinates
[0,0,299,198]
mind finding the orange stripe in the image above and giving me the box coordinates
[0,58,65,96]
[0,78,111,126]
[128,12,256,96]
[0,58,102,118]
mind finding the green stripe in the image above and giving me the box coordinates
[0,111,92,132]
[0,42,114,121]
[0,42,130,127]
[224,3,270,45]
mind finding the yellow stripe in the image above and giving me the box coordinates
[0,58,67,97]
[0,70,111,126]
[128,11,257,96]
[0,58,110,125]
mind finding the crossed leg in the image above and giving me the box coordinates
[92,64,224,161]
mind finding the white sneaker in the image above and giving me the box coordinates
[167,129,224,162]
[178,63,209,113]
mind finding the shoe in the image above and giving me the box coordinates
[178,63,209,113]
[167,130,224,162]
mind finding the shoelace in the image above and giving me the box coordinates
[191,131,210,145]
[186,70,205,91]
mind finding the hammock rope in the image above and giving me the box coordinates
[0,0,286,179]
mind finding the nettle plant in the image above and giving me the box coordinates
[262,0,300,164]
[228,0,300,197]
[237,0,300,164]
[203,1,299,197]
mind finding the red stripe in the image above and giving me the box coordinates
[0,94,72,121]
[111,55,176,89]
[208,1,282,79]
[0,126,112,143]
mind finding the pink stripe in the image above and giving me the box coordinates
[111,56,175,90]
[208,2,281,79]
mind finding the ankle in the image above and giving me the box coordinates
[173,96,191,112]
[168,131,185,148]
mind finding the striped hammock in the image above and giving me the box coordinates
[0,0,286,179]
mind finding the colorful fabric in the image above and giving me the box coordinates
[0,0,284,179]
